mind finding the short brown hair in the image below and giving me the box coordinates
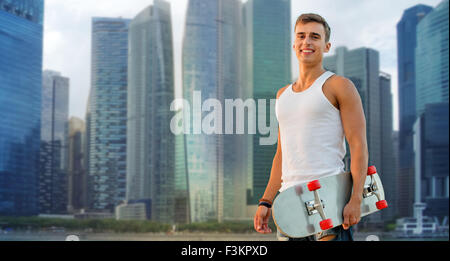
[294,13,331,43]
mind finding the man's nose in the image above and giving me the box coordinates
[304,36,313,44]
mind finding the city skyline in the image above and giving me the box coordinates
[0,0,447,234]
[43,0,443,131]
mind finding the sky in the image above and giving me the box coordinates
[43,0,443,131]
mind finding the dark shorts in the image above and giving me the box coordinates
[277,225,354,241]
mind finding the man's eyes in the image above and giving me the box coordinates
[297,35,320,39]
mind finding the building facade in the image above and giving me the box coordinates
[127,1,176,223]
[415,0,449,116]
[413,0,449,222]
[39,70,70,214]
[379,72,397,222]
[396,4,433,218]
[413,103,449,222]
[244,0,291,208]
[182,0,245,222]
[68,117,86,213]
[0,0,44,216]
[88,17,130,212]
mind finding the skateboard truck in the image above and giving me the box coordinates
[305,180,334,230]
[364,166,388,210]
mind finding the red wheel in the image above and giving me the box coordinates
[307,180,321,191]
[376,200,388,210]
[367,166,377,176]
[320,219,333,230]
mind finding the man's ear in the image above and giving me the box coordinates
[324,42,331,53]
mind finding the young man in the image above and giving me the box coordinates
[253,13,368,241]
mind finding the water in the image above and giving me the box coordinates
[0,231,447,241]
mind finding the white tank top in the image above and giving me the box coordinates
[275,71,346,192]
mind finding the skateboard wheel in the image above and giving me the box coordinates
[320,219,333,230]
[376,200,388,210]
[367,166,377,176]
[307,180,321,191]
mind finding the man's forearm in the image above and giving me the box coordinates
[349,143,368,202]
[261,153,282,202]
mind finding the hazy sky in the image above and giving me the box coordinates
[43,0,442,130]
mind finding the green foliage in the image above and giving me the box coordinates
[0,216,171,233]
[385,223,397,232]
[0,216,275,234]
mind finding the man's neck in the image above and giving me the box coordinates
[296,63,326,90]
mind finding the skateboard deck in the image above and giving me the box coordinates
[272,166,387,238]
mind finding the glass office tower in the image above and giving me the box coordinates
[243,0,291,206]
[39,70,69,214]
[396,3,433,218]
[379,72,397,222]
[182,0,244,222]
[88,17,130,212]
[127,0,176,223]
[0,0,44,216]
[413,103,449,222]
[414,0,449,223]
[415,0,449,116]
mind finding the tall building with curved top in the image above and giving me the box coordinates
[182,0,245,222]
[88,17,130,212]
[0,0,44,216]
[127,0,176,223]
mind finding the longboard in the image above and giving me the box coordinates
[272,166,387,238]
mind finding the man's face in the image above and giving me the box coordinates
[293,22,331,65]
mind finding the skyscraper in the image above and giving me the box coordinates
[244,0,291,207]
[88,17,130,212]
[413,0,449,222]
[0,0,44,216]
[39,70,70,214]
[174,114,190,224]
[68,117,86,213]
[127,0,176,223]
[413,103,449,222]
[396,3,433,218]
[182,0,244,222]
[415,0,449,116]
[379,72,396,222]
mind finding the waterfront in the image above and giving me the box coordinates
[0,231,447,241]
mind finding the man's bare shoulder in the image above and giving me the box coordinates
[327,75,355,89]
[276,84,291,99]
[326,75,358,97]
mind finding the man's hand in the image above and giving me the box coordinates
[254,206,272,234]
[342,198,361,230]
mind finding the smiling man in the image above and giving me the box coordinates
[253,13,369,241]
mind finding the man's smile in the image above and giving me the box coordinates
[300,48,315,54]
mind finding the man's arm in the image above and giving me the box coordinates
[254,85,288,234]
[334,76,369,230]
[261,127,283,202]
